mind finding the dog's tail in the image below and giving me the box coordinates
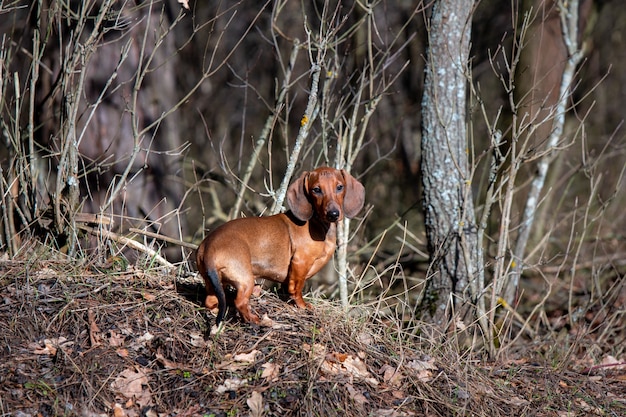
[207,269,227,325]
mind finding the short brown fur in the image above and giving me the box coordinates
[196,167,365,324]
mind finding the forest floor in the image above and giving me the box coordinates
[1,253,625,417]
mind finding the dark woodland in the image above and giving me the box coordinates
[0,0,625,415]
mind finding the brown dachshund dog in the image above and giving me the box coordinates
[196,167,365,325]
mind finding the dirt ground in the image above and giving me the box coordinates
[1,256,625,417]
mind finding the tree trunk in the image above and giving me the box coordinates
[420,0,480,328]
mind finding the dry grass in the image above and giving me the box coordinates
[0,246,625,417]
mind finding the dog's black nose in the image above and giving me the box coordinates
[326,209,340,222]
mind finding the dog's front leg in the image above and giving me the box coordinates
[286,262,312,309]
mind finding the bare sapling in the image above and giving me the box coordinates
[507,0,584,304]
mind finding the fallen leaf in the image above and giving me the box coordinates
[577,398,601,413]
[375,409,416,416]
[171,405,201,416]
[111,367,152,407]
[455,317,467,331]
[109,330,126,347]
[136,332,154,344]
[305,344,378,385]
[406,358,437,382]
[380,364,403,387]
[406,358,437,372]
[118,325,134,336]
[476,386,495,397]
[35,267,57,279]
[155,352,186,370]
[216,378,247,394]
[346,383,369,406]
[210,322,224,336]
[247,391,264,417]
[112,403,125,417]
[414,369,433,383]
[356,332,374,346]
[128,332,154,351]
[217,350,260,371]
[116,348,129,358]
[88,308,102,347]
[261,362,280,381]
[601,355,626,370]
[79,404,108,417]
[303,343,327,359]
[504,396,529,407]
[31,337,74,356]
[233,350,260,363]
[391,390,405,399]
[270,320,291,330]
[340,355,378,385]
[258,313,276,327]
[189,332,206,348]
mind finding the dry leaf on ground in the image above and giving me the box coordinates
[30,337,74,356]
[111,367,152,408]
[304,343,378,385]
[380,364,404,387]
[247,391,264,417]
[346,383,369,406]
[216,377,248,394]
[406,358,437,383]
[233,349,260,363]
[261,362,280,381]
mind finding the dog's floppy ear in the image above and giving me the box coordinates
[287,171,314,221]
[341,170,365,219]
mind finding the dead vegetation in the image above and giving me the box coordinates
[1,2,626,416]
[1,248,625,417]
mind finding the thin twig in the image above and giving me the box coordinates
[78,224,175,269]
[509,0,583,303]
[129,227,198,250]
[231,41,301,218]
[271,48,323,214]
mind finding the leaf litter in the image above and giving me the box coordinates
[0,258,625,416]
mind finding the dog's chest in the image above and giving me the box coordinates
[302,238,336,278]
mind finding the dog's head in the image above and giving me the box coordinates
[287,167,365,222]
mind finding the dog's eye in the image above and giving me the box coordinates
[336,184,344,192]
[311,186,322,195]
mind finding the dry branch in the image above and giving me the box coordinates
[129,227,198,250]
[78,224,175,269]
[508,0,584,304]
